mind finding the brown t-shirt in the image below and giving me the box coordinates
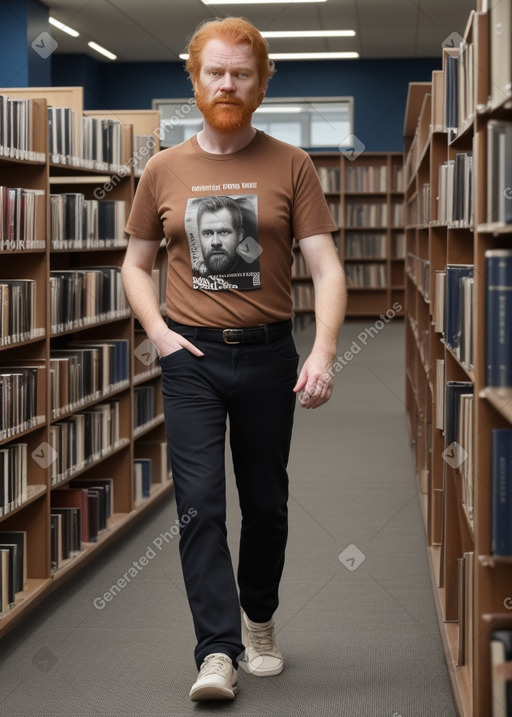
[125,130,337,327]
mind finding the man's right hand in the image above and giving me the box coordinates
[153,328,205,359]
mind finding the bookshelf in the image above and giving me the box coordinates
[404,5,512,716]
[0,87,171,635]
[294,151,405,318]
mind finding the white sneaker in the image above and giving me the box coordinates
[241,610,284,676]
[189,653,238,701]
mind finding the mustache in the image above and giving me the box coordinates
[212,95,244,106]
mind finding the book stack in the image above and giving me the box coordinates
[316,166,340,193]
[50,194,127,249]
[0,443,27,516]
[0,96,44,161]
[486,250,512,387]
[0,361,45,440]
[48,106,75,163]
[49,400,121,486]
[345,201,388,227]
[49,267,129,334]
[0,531,27,614]
[0,279,42,346]
[345,231,387,258]
[487,121,512,225]
[133,386,155,430]
[344,263,387,289]
[82,116,123,171]
[0,186,46,251]
[345,164,387,192]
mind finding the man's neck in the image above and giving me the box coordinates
[196,123,257,155]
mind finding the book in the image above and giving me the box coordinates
[0,531,27,593]
[487,121,512,224]
[492,429,512,556]
[51,488,90,544]
[486,250,512,387]
[444,264,474,356]
[490,629,512,716]
[490,0,512,109]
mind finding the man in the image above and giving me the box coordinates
[122,16,346,702]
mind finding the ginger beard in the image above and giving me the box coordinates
[195,86,261,134]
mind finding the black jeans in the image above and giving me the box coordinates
[160,319,299,669]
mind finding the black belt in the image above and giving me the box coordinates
[167,318,292,345]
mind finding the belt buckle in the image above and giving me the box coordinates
[223,328,243,344]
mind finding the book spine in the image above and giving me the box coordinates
[486,252,512,387]
[492,429,512,557]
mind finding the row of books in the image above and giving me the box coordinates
[134,439,169,503]
[0,443,27,518]
[82,116,123,169]
[436,252,512,385]
[50,194,127,249]
[487,120,512,225]
[291,282,314,312]
[327,200,340,226]
[345,165,388,193]
[393,233,405,259]
[0,186,46,251]
[345,201,389,228]
[0,279,44,346]
[437,152,473,226]
[134,386,155,430]
[50,340,130,418]
[49,267,129,334]
[0,96,44,162]
[0,531,27,612]
[0,362,45,441]
[316,166,340,193]
[407,254,431,301]
[49,400,121,486]
[345,263,387,288]
[345,232,387,258]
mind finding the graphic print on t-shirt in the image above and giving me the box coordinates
[184,194,261,291]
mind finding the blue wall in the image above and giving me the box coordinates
[52,55,439,152]
[0,0,51,88]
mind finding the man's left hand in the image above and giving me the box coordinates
[293,352,335,409]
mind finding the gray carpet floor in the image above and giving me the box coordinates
[0,319,457,717]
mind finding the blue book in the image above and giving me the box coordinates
[444,264,473,355]
[492,429,512,556]
[486,250,512,387]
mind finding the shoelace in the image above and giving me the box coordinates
[246,621,277,654]
[199,654,232,678]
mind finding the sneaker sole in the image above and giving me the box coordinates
[189,683,238,701]
[243,662,283,677]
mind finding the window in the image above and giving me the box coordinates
[152,97,353,150]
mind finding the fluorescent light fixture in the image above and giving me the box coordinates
[254,106,302,113]
[261,30,355,38]
[270,52,359,59]
[88,41,117,60]
[180,52,358,60]
[201,0,326,4]
[49,16,79,37]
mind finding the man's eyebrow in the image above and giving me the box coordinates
[203,60,254,72]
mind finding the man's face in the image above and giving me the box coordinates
[198,208,242,274]
[195,39,265,133]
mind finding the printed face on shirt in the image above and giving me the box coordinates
[195,39,265,133]
[198,206,243,274]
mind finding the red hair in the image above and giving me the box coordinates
[186,17,276,88]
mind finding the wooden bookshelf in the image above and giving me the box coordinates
[404,8,512,717]
[297,151,405,317]
[0,89,170,635]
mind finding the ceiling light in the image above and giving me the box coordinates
[255,106,302,113]
[261,30,355,38]
[49,16,79,37]
[201,0,326,4]
[270,52,359,59]
[88,41,117,60]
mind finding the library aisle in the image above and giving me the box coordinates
[0,319,456,717]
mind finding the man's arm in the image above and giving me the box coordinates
[121,236,203,357]
[293,233,346,408]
